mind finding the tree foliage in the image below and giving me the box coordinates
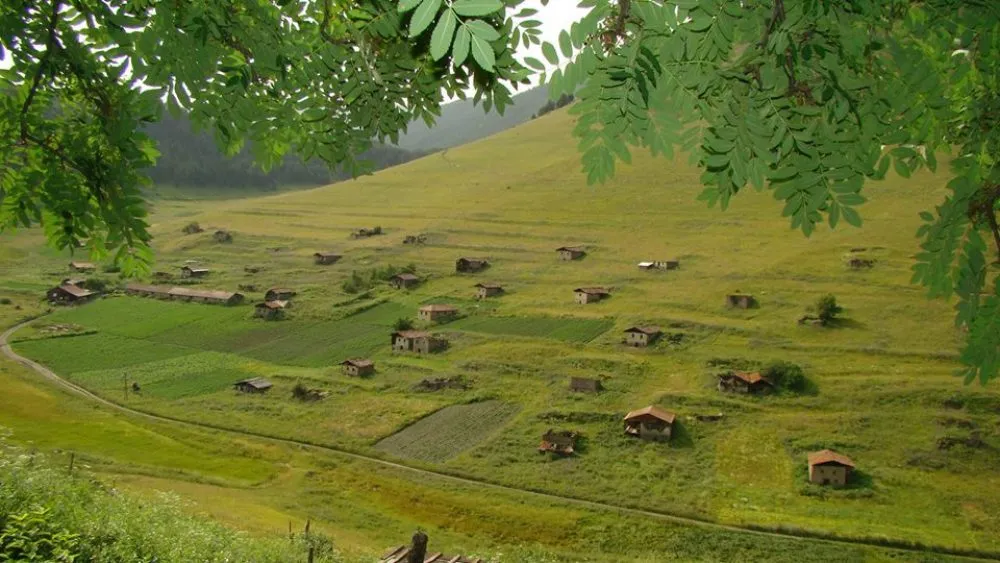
[1,0,999,383]
[815,294,842,326]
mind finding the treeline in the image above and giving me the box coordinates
[532,94,575,119]
[144,113,432,191]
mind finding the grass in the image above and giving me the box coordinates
[1,106,1000,559]
[375,400,520,462]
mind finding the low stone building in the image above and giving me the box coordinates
[391,330,445,354]
[623,326,662,347]
[341,358,376,377]
[265,287,296,301]
[390,273,420,289]
[419,304,458,323]
[717,371,774,394]
[313,252,342,265]
[125,283,172,299]
[233,377,272,394]
[623,405,676,441]
[538,429,579,455]
[456,257,490,273]
[569,377,603,393]
[638,260,679,270]
[807,449,855,486]
[475,282,504,299]
[574,287,610,304]
[167,287,244,306]
[47,284,96,305]
[68,261,96,273]
[253,300,287,320]
[180,266,210,278]
[726,293,757,309]
[557,246,586,261]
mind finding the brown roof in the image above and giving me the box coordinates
[624,405,676,424]
[557,246,585,252]
[393,273,419,281]
[420,304,458,313]
[808,449,855,468]
[54,284,94,298]
[168,287,241,300]
[729,371,771,385]
[624,325,662,335]
[126,283,171,294]
[393,330,433,339]
[69,261,96,268]
[342,358,374,368]
[256,300,288,310]
[181,266,210,273]
[574,287,610,295]
[475,282,503,289]
[314,251,340,257]
[234,377,272,390]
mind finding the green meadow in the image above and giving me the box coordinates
[1,107,999,560]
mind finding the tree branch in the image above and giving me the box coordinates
[987,199,1000,263]
[20,0,62,141]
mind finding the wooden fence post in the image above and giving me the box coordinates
[67,452,75,474]
[407,531,428,563]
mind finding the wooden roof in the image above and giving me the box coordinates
[475,282,503,289]
[342,359,374,368]
[727,371,772,385]
[69,261,96,269]
[457,257,489,263]
[393,330,433,339]
[181,266,210,272]
[393,273,420,281]
[420,304,458,312]
[126,283,171,294]
[235,377,272,390]
[256,300,288,310]
[53,284,94,298]
[624,325,662,335]
[557,246,585,252]
[808,449,855,468]
[168,287,241,300]
[624,405,676,424]
[574,287,609,295]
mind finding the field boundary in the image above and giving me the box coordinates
[2,319,998,562]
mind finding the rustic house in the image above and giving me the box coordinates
[341,358,375,377]
[538,429,579,455]
[574,287,610,304]
[265,287,296,301]
[623,405,676,441]
[68,261,96,272]
[717,371,774,394]
[313,252,342,265]
[233,377,272,394]
[253,300,287,320]
[807,449,855,486]
[623,326,662,347]
[419,304,458,323]
[167,287,244,305]
[569,377,603,393]
[726,293,757,309]
[638,260,679,270]
[391,330,445,354]
[456,257,490,273]
[390,273,420,289]
[180,266,210,278]
[475,282,504,299]
[557,246,586,261]
[47,284,96,305]
[125,283,173,299]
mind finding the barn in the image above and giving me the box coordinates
[456,257,490,273]
[265,287,296,301]
[390,273,420,289]
[342,358,376,377]
[233,377,272,394]
[726,293,757,309]
[574,287,610,304]
[253,301,287,320]
[717,371,774,394]
[313,252,342,265]
[419,304,458,322]
[47,284,96,305]
[623,326,662,347]
[807,449,855,486]
[68,261,96,273]
[180,266,210,278]
[623,405,676,441]
[475,282,504,299]
[556,246,586,260]
[391,330,445,354]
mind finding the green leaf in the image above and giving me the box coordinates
[523,56,545,71]
[452,0,503,16]
[841,205,863,227]
[542,42,559,65]
[430,9,457,60]
[408,0,442,38]
[465,19,500,41]
[452,25,472,65]
[559,30,573,58]
[470,33,496,71]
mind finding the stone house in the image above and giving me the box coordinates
[717,371,774,394]
[391,330,445,354]
[233,377,272,394]
[390,273,420,289]
[456,257,490,273]
[574,287,610,304]
[538,429,579,455]
[47,284,96,305]
[475,283,504,299]
[638,260,679,270]
[807,449,855,486]
[265,287,296,301]
[419,304,458,322]
[68,261,96,273]
[556,246,586,261]
[623,326,662,347]
[253,300,287,320]
[125,284,172,299]
[180,266,210,278]
[341,358,376,377]
[569,377,603,393]
[623,405,676,441]
[167,287,244,306]
[726,293,757,309]
[313,252,342,265]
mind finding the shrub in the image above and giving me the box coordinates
[0,298,11,305]
[394,317,414,331]
[763,361,806,392]
[181,222,203,234]
[81,278,111,292]
[816,294,843,325]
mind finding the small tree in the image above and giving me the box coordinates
[816,295,843,326]
[763,361,806,392]
[394,317,414,332]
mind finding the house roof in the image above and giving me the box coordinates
[727,371,772,385]
[624,405,676,424]
[637,262,655,267]
[381,546,484,563]
[256,300,288,310]
[235,377,272,390]
[557,246,585,252]
[267,287,295,294]
[420,304,457,312]
[457,257,489,263]
[54,284,94,298]
[69,261,95,269]
[393,330,433,339]
[126,283,171,294]
[808,449,855,468]
[181,266,210,272]
[168,287,241,300]
[574,287,610,295]
[624,325,662,335]
[314,251,341,257]
[728,293,753,298]
[393,273,420,281]
[342,359,374,368]
[475,282,503,289]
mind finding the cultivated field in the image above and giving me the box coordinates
[2,107,999,560]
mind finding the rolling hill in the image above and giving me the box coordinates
[1,107,998,562]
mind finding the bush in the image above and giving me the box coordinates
[81,278,111,292]
[0,298,11,305]
[394,317,414,331]
[816,294,843,325]
[763,361,806,392]
[181,222,203,234]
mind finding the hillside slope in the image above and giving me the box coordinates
[2,108,999,560]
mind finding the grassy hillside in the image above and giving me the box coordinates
[2,107,999,560]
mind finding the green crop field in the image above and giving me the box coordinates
[2,106,1000,561]
[375,401,520,462]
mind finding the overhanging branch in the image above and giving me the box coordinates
[19,0,63,141]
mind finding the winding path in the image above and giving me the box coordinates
[1,320,995,562]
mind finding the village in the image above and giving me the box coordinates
[46,234,863,490]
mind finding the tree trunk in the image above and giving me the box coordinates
[407,531,428,563]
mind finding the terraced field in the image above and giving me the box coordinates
[447,315,613,342]
[375,401,520,462]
